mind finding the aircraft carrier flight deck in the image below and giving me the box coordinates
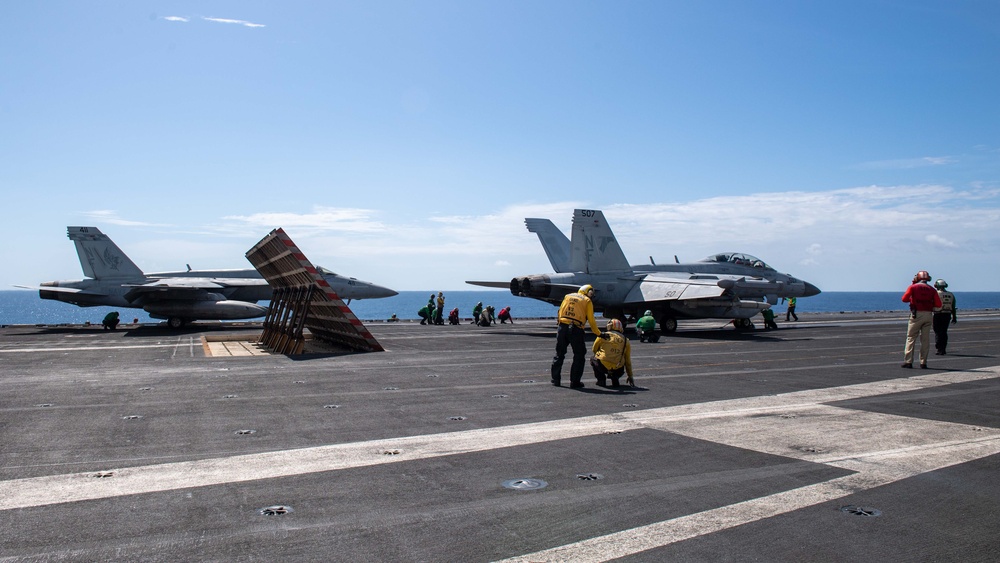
[2,311,1000,562]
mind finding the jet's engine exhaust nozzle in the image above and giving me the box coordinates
[510,276,551,299]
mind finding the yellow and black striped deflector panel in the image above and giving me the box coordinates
[246,228,384,353]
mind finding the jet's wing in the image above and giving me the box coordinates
[465,280,512,289]
[121,277,269,302]
[124,277,267,290]
[21,285,96,295]
[623,274,729,304]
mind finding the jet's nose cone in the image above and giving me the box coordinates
[367,284,398,298]
[803,282,821,297]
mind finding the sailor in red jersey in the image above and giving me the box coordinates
[901,270,942,368]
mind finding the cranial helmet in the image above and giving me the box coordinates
[915,270,931,282]
[934,279,948,289]
[579,284,594,296]
[606,319,623,332]
[644,310,653,317]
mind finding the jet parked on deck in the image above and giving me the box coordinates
[468,209,819,333]
[27,226,397,328]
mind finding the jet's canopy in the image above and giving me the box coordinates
[701,253,774,270]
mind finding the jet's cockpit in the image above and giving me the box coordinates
[700,253,774,270]
[317,266,360,281]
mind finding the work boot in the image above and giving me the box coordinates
[901,363,913,369]
[920,362,928,369]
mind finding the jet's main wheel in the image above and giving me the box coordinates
[168,317,185,329]
[660,316,678,333]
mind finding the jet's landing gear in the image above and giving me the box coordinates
[167,317,188,329]
[733,318,755,330]
[659,316,678,334]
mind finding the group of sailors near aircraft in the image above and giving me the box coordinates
[415,293,514,326]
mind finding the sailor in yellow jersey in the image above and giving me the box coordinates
[590,318,635,388]
[551,284,601,388]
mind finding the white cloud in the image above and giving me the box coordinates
[854,156,957,170]
[163,16,189,23]
[81,210,169,228]
[925,234,957,248]
[222,207,383,235]
[72,185,1000,291]
[202,17,265,28]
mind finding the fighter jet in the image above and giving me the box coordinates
[467,209,820,333]
[28,226,398,328]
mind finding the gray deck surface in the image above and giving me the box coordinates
[2,311,1000,562]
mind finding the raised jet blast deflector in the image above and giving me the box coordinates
[245,228,383,354]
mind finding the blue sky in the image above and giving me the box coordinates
[3,1,998,292]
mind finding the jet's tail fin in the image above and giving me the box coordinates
[569,209,632,273]
[525,218,572,273]
[67,226,145,280]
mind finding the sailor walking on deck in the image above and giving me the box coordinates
[551,285,601,388]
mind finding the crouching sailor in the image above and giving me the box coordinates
[590,319,635,388]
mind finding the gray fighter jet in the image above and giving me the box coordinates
[28,226,397,328]
[468,209,820,333]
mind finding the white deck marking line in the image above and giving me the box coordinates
[0,344,198,353]
[498,368,1000,562]
[497,436,1000,562]
[170,336,195,358]
[0,367,997,518]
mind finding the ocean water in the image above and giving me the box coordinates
[0,290,997,326]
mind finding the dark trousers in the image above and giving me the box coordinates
[933,313,951,353]
[551,323,585,385]
[590,357,624,386]
[786,306,798,321]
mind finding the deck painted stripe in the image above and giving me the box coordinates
[1,367,998,531]
[0,343,200,353]
[497,436,1000,562]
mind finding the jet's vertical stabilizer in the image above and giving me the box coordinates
[569,209,631,273]
[67,226,144,280]
[525,218,572,273]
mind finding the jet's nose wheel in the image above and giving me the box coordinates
[660,316,678,333]
[167,317,186,329]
